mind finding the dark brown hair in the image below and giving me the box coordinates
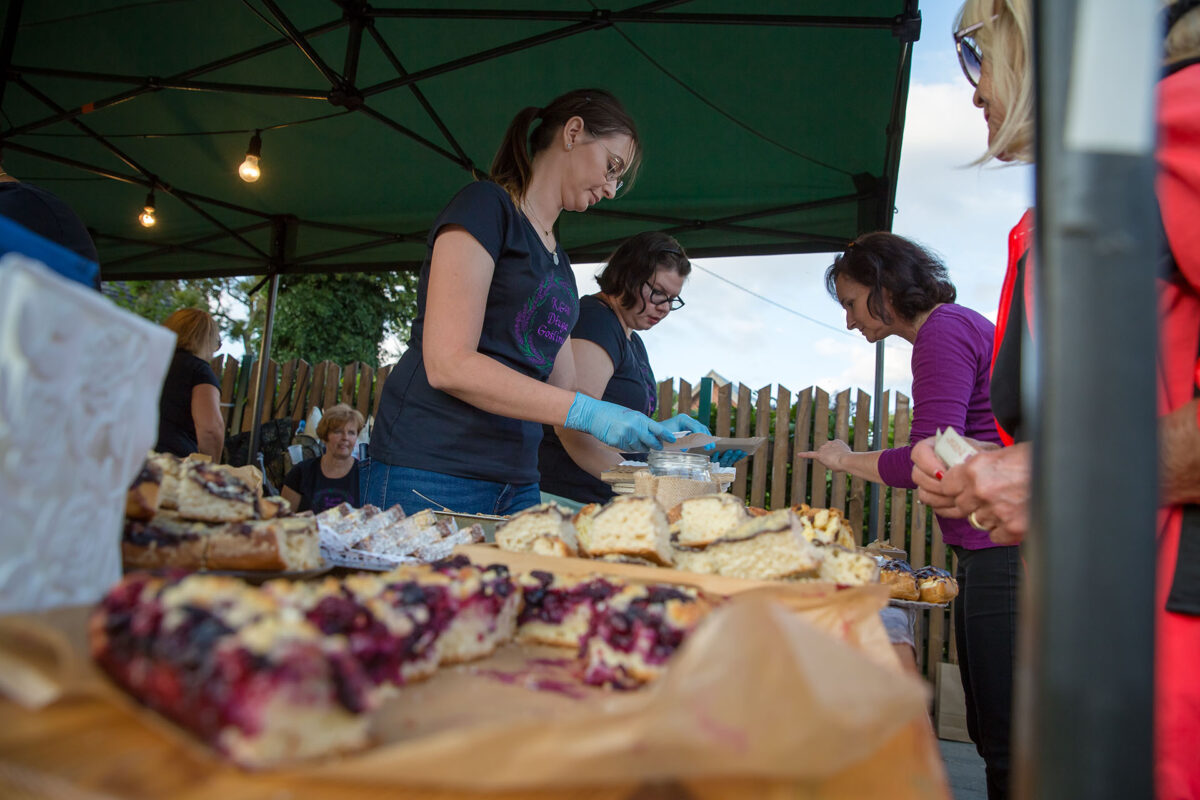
[597,231,690,311]
[489,88,641,203]
[825,232,956,323]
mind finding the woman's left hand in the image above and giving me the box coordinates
[797,439,851,471]
[661,414,710,436]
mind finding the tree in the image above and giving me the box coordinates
[104,270,419,367]
[271,271,419,368]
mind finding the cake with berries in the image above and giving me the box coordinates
[176,461,260,523]
[580,583,714,688]
[879,559,920,600]
[915,566,959,603]
[89,573,374,768]
[515,570,623,648]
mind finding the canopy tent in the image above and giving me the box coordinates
[0,0,919,281]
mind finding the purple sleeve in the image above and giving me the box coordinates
[876,310,983,488]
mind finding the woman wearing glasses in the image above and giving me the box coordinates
[538,232,737,504]
[365,89,708,516]
[914,2,1200,797]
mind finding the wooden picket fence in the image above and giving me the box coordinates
[212,357,956,673]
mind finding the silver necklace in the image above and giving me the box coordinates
[522,203,559,265]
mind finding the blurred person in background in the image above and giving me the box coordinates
[157,308,224,461]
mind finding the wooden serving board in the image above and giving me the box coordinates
[0,697,947,800]
[452,543,882,601]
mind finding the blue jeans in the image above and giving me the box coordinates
[362,461,541,516]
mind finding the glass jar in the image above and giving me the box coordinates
[647,450,713,481]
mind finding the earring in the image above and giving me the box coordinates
[567,144,573,151]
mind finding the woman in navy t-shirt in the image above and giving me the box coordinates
[156,308,224,460]
[365,89,708,516]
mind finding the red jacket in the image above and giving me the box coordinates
[1154,59,1200,800]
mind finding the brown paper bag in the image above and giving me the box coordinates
[0,587,935,792]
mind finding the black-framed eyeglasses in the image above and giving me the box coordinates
[644,281,684,311]
[953,14,997,88]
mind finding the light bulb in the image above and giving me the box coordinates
[239,132,263,182]
[139,191,157,227]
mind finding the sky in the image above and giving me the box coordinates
[571,0,1034,401]
[217,1,1034,402]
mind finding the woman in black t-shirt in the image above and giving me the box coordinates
[281,404,363,513]
[157,308,224,460]
[365,89,708,516]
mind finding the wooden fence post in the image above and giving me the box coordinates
[849,388,871,543]
[810,388,830,507]
[770,385,791,509]
[749,385,771,507]
[716,382,732,439]
[657,379,674,422]
[791,387,813,508]
[830,390,851,512]
[678,379,693,419]
[372,364,392,420]
[733,383,752,500]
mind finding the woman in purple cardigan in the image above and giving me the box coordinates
[800,231,1018,796]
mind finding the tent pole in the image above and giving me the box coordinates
[868,340,884,540]
[0,0,24,112]
[247,216,294,475]
[1013,0,1158,797]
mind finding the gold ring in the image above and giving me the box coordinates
[968,511,988,531]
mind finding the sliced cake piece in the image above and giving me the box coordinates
[669,543,717,575]
[405,557,521,664]
[176,462,259,522]
[122,511,210,569]
[915,566,959,603]
[206,516,322,571]
[793,504,857,548]
[515,570,623,648]
[880,559,921,601]
[580,583,714,688]
[357,508,439,554]
[126,457,164,520]
[149,451,184,510]
[267,573,433,692]
[495,503,579,557]
[669,493,749,548]
[815,544,881,586]
[573,495,673,565]
[90,573,373,768]
[702,509,823,581]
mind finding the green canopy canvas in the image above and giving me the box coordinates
[1,0,919,280]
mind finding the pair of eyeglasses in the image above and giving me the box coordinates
[953,14,997,87]
[593,139,626,193]
[644,281,684,311]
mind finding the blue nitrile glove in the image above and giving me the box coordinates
[713,449,747,468]
[565,393,675,452]
[660,414,711,437]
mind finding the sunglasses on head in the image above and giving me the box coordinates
[953,14,998,88]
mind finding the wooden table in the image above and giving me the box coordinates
[0,697,950,800]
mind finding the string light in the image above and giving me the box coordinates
[139,190,157,227]
[238,131,262,183]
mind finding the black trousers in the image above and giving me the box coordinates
[952,544,1022,800]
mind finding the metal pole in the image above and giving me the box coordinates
[1014,1,1158,797]
[869,340,884,539]
[247,216,294,465]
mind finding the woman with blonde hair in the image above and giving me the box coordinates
[156,307,224,460]
[365,88,707,516]
[281,404,364,513]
